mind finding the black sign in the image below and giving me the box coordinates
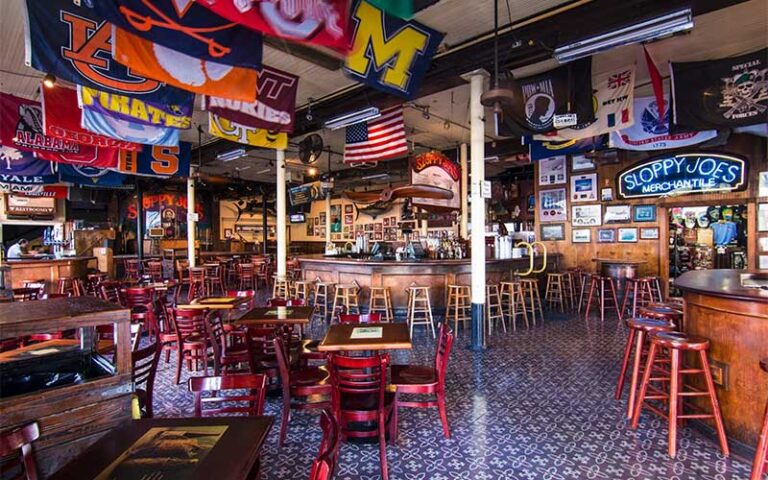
[288,184,316,207]
[617,153,747,199]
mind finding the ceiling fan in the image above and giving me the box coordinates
[480,0,515,113]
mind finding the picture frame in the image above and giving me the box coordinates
[538,188,567,222]
[601,187,613,202]
[572,228,591,243]
[571,154,595,172]
[572,204,602,227]
[618,227,638,243]
[319,212,326,226]
[541,223,565,241]
[760,255,768,270]
[605,205,631,224]
[344,214,353,225]
[538,155,567,186]
[759,171,768,198]
[570,173,598,202]
[760,203,768,232]
[759,237,768,252]
[344,204,354,214]
[224,228,233,239]
[527,194,535,213]
[640,227,660,240]
[306,218,314,236]
[597,228,616,243]
[633,205,657,222]
[383,217,390,227]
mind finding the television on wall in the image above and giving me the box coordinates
[289,213,306,224]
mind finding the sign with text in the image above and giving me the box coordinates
[617,153,747,199]
[411,151,460,211]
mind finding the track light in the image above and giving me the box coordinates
[42,73,56,88]
[307,167,318,176]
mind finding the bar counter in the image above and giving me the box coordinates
[299,254,560,311]
[674,270,768,447]
[5,256,95,289]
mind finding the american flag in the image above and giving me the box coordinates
[343,106,408,164]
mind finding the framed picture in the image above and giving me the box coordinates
[344,214,353,225]
[605,205,631,224]
[633,205,657,222]
[572,204,602,226]
[374,223,383,232]
[527,194,535,213]
[572,229,591,243]
[618,227,638,243]
[319,212,326,226]
[760,255,768,270]
[390,216,398,225]
[383,217,390,227]
[640,227,660,240]
[538,155,567,186]
[541,223,565,241]
[571,154,595,172]
[538,188,567,222]
[759,237,768,252]
[344,204,354,214]
[571,173,598,202]
[601,188,613,202]
[760,204,768,232]
[306,218,314,236]
[224,228,233,239]
[759,171,768,197]
[373,232,383,241]
[597,228,616,243]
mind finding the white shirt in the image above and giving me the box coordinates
[7,244,23,258]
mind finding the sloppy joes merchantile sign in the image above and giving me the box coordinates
[617,153,747,199]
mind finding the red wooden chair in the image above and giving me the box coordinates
[124,259,141,281]
[328,353,394,480]
[238,263,257,290]
[188,267,206,302]
[85,273,106,296]
[390,323,455,440]
[338,313,381,324]
[20,332,64,347]
[189,373,267,417]
[273,335,332,447]
[146,261,163,283]
[309,409,340,480]
[100,281,125,306]
[226,290,257,310]
[12,288,40,302]
[0,422,40,480]
[203,263,224,296]
[124,287,158,340]
[131,341,160,418]
[173,308,212,384]
[207,312,254,375]
[175,259,190,302]
[266,298,305,307]
[254,262,270,289]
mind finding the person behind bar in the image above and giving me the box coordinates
[6,239,28,259]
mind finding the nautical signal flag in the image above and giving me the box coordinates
[344,106,408,164]
[208,113,288,150]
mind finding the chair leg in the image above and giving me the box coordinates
[175,347,183,385]
[615,327,637,400]
[626,330,647,420]
[390,392,399,444]
[279,397,291,447]
[668,348,680,458]
[751,399,768,480]
[379,412,389,480]
[584,280,596,321]
[631,343,658,429]
[700,351,730,456]
[438,387,450,438]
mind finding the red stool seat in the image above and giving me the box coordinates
[291,366,330,387]
[651,331,708,350]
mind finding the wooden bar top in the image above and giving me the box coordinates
[4,256,95,265]
[674,270,768,304]
[298,254,550,267]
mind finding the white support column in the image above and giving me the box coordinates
[276,149,287,277]
[460,143,468,239]
[325,194,332,248]
[186,176,196,268]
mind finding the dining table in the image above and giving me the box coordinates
[178,295,252,310]
[318,322,413,352]
[48,417,274,480]
[234,306,315,326]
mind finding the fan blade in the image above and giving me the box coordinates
[343,190,384,203]
[389,184,454,200]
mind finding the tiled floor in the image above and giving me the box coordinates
[152,309,756,480]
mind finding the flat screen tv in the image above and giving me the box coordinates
[289,213,306,223]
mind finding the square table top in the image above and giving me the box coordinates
[48,417,274,480]
[234,306,315,326]
[178,296,251,310]
[318,323,412,352]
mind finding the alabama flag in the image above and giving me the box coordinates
[534,65,636,141]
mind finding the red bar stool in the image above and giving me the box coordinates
[751,358,768,480]
[638,303,684,328]
[643,276,664,303]
[631,331,729,458]
[620,277,654,319]
[615,317,677,419]
[576,270,593,313]
[584,274,621,322]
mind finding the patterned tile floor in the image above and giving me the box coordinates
[152,309,756,480]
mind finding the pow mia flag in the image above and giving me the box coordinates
[671,48,768,130]
[497,58,594,137]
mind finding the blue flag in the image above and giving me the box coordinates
[116,143,192,178]
[59,164,127,188]
[0,145,58,184]
[527,135,608,161]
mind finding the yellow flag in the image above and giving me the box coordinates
[208,113,288,150]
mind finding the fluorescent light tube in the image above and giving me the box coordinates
[217,148,247,162]
[324,107,381,130]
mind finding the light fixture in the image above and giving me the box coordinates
[360,173,389,181]
[255,168,271,175]
[42,73,56,88]
[216,148,247,162]
[554,9,693,63]
[324,107,380,130]
[307,167,318,176]
[422,106,430,120]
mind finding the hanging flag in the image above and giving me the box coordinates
[117,143,192,177]
[0,93,118,167]
[671,48,768,130]
[526,135,607,162]
[497,58,595,137]
[198,0,350,53]
[0,184,68,198]
[366,0,413,19]
[0,144,58,184]
[42,86,142,152]
[203,66,298,133]
[81,108,180,147]
[78,86,193,129]
[534,65,635,141]
[344,106,408,164]
[92,0,263,68]
[208,113,288,150]
[611,96,717,151]
[112,27,259,102]
[644,47,665,121]
[59,164,127,188]
[344,1,444,100]
[24,0,193,106]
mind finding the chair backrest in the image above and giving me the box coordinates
[146,261,163,276]
[238,263,255,276]
[189,267,206,282]
[72,278,85,297]
[131,342,160,418]
[0,422,40,480]
[100,281,125,305]
[188,373,267,417]
[123,287,154,308]
[266,298,305,307]
[328,353,389,414]
[125,259,141,278]
[338,313,381,324]
[434,323,455,385]
[272,335,292,395]
[309,410,339,480]
[203,263,220,277]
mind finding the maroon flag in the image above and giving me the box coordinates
[644,46,665,121]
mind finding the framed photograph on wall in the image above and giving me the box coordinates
[539,188,567,222]
[760,255,768,270]
[344,214,353,225]
[344,204,354,214]
[640,227,660,240]
[572,229,591,243]
[597,228,616,243]
[527,194,535,213]
[319,212,327,226]
[618,228,638,243]
[572,154,595,172]
[572,204,602,226]
[605,205,631,224]
[571,173,598,202]
[633,205,657,222]
[760,203,768,232]
[759,237,768,252]
[538,155,567,186]
[601,188,613,202]
[224,228,233,239]
[759,171,768,197]
[306,218,314,236]
[541,223,565,241]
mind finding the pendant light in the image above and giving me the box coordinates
[481,0,515,112]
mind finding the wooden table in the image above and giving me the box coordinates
[48,417,274,480]
[318,323,412,352]
[235,306,315,326]
[0,339,79,363]
[178,296,251,310]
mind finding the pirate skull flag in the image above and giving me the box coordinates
[671,48,768,130]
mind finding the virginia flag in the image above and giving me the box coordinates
[208,113,288,150]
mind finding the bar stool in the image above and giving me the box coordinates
[313,279,335,322]
[577,271,593,313]
[520,278,544,326]
[56,277,75,296]
[644,276,664,303]
[368,286,393,322]
[331,283,360,320]
[406,285,435,338]
[485,284,505,335]
[615,317,676,419]
[444,285,471,333]
[292,279,313,303]
[631,331,729,458]
[621,278,654,319]
[751,358,768,480]
[637,303,684,328]
[561,271,577,310]
[584,275,621,322]
[544,273,567,312]
[273,275,291,299]
[499,281,528,331]
[188,267,206,301]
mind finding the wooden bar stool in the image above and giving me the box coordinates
[313,279,335,322]
[615,317,677,419]
[292,280,313,303]
[751,358,768,480]
[273,275,291,299]
[584,275,621,322]
[631,331,729,458]
[644,276,664,303]
[561,271,577,310]
[499,281,528,331]
[577,271,592,313]
[520,278,544,326]
[544,273,567,312]
[485,284,505,335]
[444,285,470,334]
[621,278,654,319]
[406,285,435,338]
[368,286,393,322]
[56,277,75,296]
[331,283,360,320]
[638,303,684,328]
